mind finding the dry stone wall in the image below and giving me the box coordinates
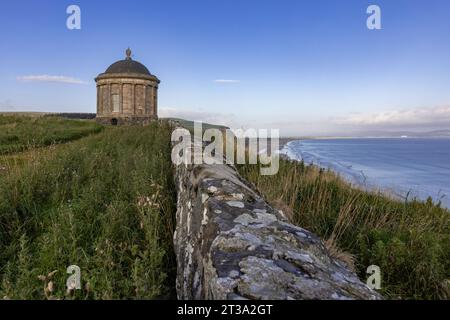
[173,147,382,300]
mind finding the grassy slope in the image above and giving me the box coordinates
[0,115,102,155]
[238,158,450,299]
[0,120,176,299]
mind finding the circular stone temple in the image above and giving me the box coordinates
[95,48,160,125]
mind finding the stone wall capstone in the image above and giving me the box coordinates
[173,140,383,300]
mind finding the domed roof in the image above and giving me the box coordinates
[105,59,151,75]
[104,48,151,75]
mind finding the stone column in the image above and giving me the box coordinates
[132,84,136,115]
[120,83,124,114]
[109,83,112,115]
[150,85,155,116]
[147,85,151,116]
[154,85,158,117]
[143,83,147,115]
[97,85,101,115]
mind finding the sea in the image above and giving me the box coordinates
[281,138,450,209]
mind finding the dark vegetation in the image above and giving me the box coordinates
[46,113,97,120]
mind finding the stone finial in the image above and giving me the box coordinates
[126,47,132,60]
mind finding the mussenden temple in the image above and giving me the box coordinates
[95,48,160,125]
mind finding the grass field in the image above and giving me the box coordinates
[238,158,450,300]
[0,118,176,299]
[0,115,102,155]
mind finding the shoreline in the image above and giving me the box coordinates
[277,139,450,210]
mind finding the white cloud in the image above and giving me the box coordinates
[214,79,240,84]
[256,105,450,137]
[333,105,450,129]
[17,75,87,84]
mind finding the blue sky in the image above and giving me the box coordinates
[1,0,450,135]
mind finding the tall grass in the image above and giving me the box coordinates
[239,158,450,300]
[0,115,102,155]
[0,123,176,299]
